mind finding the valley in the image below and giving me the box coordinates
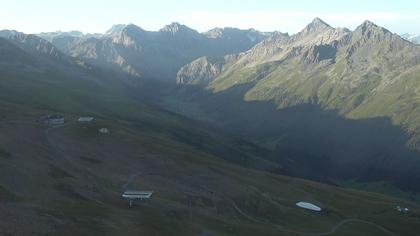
[163,18,420,198]
[1,7,420,235]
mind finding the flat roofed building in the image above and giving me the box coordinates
[122,190,153,207]
[122,190,153,199]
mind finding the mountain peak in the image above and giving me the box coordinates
[359,20,379,30]
[120,24,146,35]
[356,20,390,35]
[168,22,182,28]
[360,20,375,27]
[310,18,331,28]
[106,24,128,35]
[205,27,225,38]
[312,17,328,25]
[159,22,198,35]
[205,27,260,39]
[160,22,183,32]
[301,17,332,34]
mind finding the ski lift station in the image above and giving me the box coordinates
[122,190,153,207]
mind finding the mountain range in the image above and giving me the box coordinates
[34,23,271,82]
[2,18,420,235]
[16,17,420,194]
[177,18,420,134]
[172,18,420,191]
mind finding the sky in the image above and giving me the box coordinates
[1,0,420,35]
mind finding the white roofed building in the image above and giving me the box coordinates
[296,202,322,212]
[122,190,153,207]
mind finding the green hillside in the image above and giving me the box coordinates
[1,101,420,235]
[168,19,420,194]
[2,19,420,236]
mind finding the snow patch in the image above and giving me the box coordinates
[296,202,322,212]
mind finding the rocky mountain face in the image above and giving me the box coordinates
[178,18,420,129]
[37,30,103,41]
[36,31,103,61]
[178,19,420,124]
[0,30,104,93]
[176,55,239,84]
[37,31,85,41]
[105,24,127,35]
[177,18,352,85]
[171,18,420,190]
[0,30,71,63]
[48,23,271,81]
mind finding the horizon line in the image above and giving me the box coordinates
[1,18,406,36]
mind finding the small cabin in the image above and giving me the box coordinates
[122,190,153,207]
[78,117,95,122]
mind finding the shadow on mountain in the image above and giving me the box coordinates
[169,83,420,192]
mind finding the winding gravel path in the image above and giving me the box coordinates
[122,172,142,190]
[304,218,398,236]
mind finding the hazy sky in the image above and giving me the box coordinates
[1,0,420,34]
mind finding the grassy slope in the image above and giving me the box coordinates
[160,32,420,204]
[204,30,420,147]
[349,65,420,147]
[1,40,419,235]
[1,105,419,235]
[0,64,418,235]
